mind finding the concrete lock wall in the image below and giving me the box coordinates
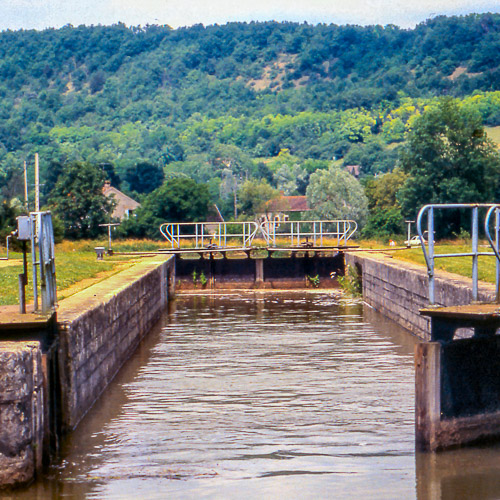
[345,252,497,340]
[0,342,44,488]
[57,255,174,432]
[0,255,174,488]
[346,252,500,449]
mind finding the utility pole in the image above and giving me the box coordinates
[23,161,28,210]
[34,153,40,212]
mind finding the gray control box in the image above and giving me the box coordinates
[17,216,32,240]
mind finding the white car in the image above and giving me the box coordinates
[405,235,424,246]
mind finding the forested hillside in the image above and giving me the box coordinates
[1,14,500,231]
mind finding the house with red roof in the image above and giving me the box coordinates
[102,181,140,220]
[264,194,311,221]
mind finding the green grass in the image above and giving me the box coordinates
[0,252,122,306]
[0,239,166,306]
[381,242,499,284]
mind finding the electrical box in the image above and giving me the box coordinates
[17,216,32,241]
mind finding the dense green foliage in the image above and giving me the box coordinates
[363,168,408,238]
[0,17,499,178]
[124,161,164,194]
[1,16,500,238]
[399,98,500,235]
[122,177,210,239]
[48,162,114,239]
[306,166,368,223]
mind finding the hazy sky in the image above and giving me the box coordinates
[2,0,500,31]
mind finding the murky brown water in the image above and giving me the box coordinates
[5,291,500,499]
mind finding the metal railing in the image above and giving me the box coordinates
[159,221,259,249]
[31,212,57,313]
[417,204,500,304]
[259,219,357,247]
[0,235,11,260]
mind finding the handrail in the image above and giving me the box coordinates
[484,206,500,301]
[417,203,500,304]
[259,219,357,247]
[159,221,259,249]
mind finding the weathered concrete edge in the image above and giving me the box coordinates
[345,251,496,340]
[0,342,44,488]
[56,255,174,432]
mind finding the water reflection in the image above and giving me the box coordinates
[4,292,500,499]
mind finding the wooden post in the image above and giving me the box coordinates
[415,342,441,451]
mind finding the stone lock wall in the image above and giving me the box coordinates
[57,256,174,432]
[345,252,497,340]
[0,342,44,488]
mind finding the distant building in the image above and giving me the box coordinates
[102,181,140,220]
[264,194,310,221]
[345,165,361,177]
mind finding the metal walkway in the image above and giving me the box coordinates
[159,219,357,250]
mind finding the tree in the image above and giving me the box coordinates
[48,162,114,239]
[363,168,408,238]
[273,164,309,195]
[398,97,500,233]
[125,178,210,239]
[237,179,279,217]
[306,165,368,225]
[0,198,19,240]
[125,161,164,194]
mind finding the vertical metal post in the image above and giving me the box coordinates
[35,153,40,212]
[18,275,26,313]
[107,225,112,253]
[18,241,28,313]
[31,214,38,312]
[195,223,199,248]
[23,160,28,210]
[496,209,500,302]
[428,207,435,305]
[39,213,47,313]
[471,206,479,301]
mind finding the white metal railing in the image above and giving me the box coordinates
[417,203,500,304]
[259,219,357,247]
[159,221,259,249]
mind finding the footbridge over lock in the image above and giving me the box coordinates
[158,219,357,289]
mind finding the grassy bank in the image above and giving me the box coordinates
[0,239,167,306]
[360,240,499,284]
